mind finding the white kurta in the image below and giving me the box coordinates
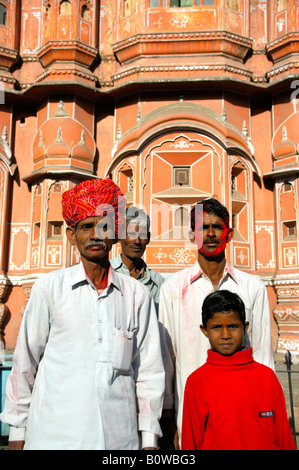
[0,263,165,450]
[159,261,274,435]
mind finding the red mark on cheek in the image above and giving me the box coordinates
[209,226,229,256]
[200,223,230,256]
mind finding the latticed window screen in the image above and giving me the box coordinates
[174,167,190,186]
[283,221,297,241]
[283,181,292,192]
[128,175,134,192]
[288,223,296,237]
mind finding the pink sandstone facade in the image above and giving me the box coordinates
[0,0,299,357]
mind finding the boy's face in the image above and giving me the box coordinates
[200,310,249,356]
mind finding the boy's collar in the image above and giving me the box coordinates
[206,347,254,366]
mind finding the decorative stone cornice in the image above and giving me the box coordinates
[37,40,99,69]
[113,30,253,49]
[112,63,253,83]
[0,45,19,69]
[267,32,299,71]
[267,61,299,79]
[267,31,299,51]
[113,30,253,65]
[35,67,99,85]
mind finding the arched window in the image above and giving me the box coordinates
[227,0,241,12]
[45,3,52,21]
[0,4,7,26]
[81,4,91,20]
[118,165,134,202]
[59,0,71,15]
[277,0,287,11]
[124,0,137,16]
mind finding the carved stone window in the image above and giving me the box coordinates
[45,3,52,21]
[124,0,137,16]
[59,0,71,15]
[283,181,292,193]
[231,162,248,242]
[277,0,287,12]
[33,222,41,243]
[0,4,7,26]
[81,4,91,20]
[48,221,63,239]
[53,182,62,193]
[118,166,134,201]
[173,167,190,187]
[283,221,297,241]
[227,0,241,12]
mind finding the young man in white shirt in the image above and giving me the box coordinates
[159,198,274,449]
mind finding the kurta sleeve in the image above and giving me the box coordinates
[250,282,275,371]
[158,282,175,410]
[181,378,208,450]
[133,289,165,447]
[0,282,50,438]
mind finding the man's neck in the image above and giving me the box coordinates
[121,253,144,279]
[198,252,227,286]
[82,257,110,291]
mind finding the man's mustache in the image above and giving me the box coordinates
[85,241,107,249]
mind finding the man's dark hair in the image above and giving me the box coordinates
[201,290,246,329]
[190,198,230,232]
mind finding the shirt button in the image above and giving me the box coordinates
[98,338,102,343]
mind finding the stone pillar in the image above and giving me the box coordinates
[273,280,299,361]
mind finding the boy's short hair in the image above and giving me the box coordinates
[201,290,246,329]
[190,198,230,232]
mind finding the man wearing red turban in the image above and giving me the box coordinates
[1,178,165,451]
[62,178,126,240]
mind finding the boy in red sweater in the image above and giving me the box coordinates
[181,290,297,450]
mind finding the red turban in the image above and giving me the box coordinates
[62,178,126,239]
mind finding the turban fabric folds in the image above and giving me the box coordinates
[62,178,126,239]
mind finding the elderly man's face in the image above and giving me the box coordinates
[66,215,116,263]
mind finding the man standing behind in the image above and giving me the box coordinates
[111,206,164,313]
[0,179,164,450]
[159,198,274,448]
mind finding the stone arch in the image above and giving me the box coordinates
[108,102,260,178]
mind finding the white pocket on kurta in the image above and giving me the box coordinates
[112,327,134,372]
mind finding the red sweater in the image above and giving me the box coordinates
[181,347,296,450]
